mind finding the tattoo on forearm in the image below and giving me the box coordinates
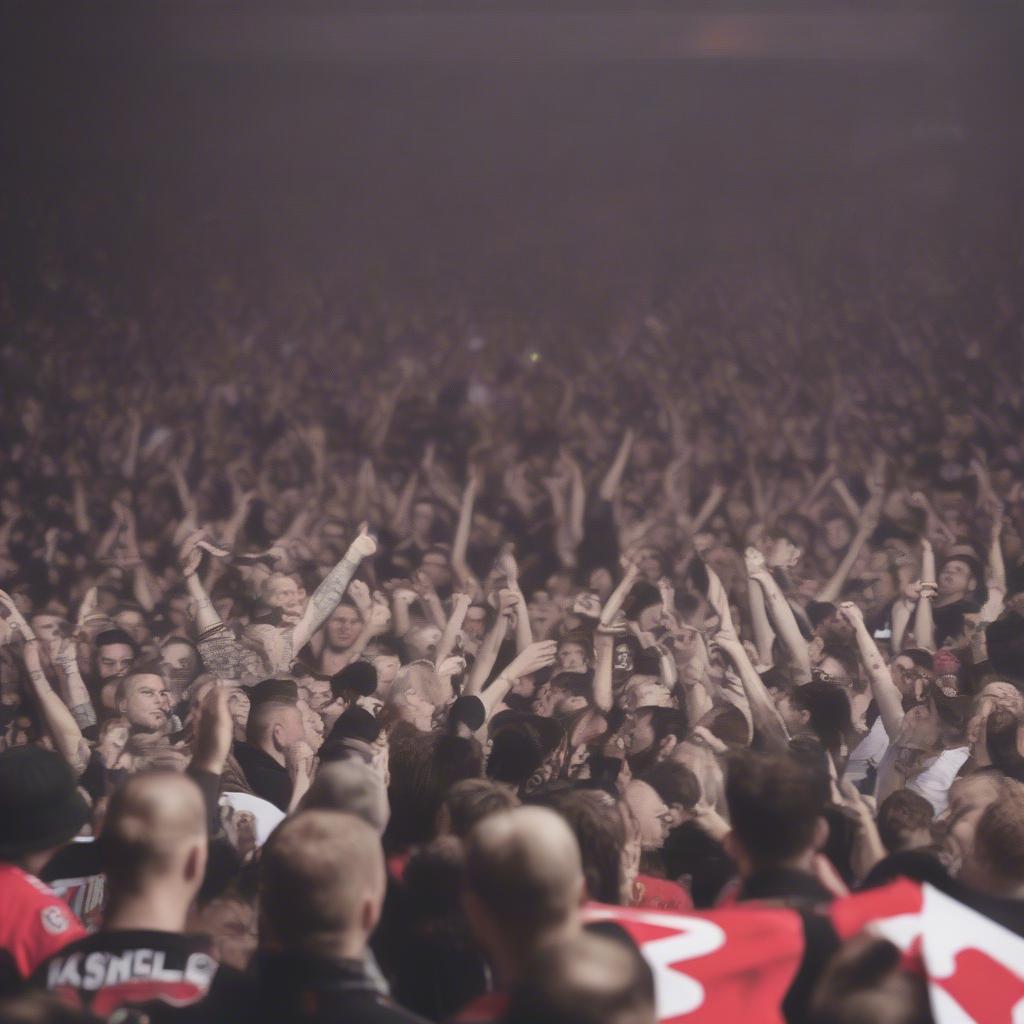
[311,556,360,613]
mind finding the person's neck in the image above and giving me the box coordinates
[748,850,816,879]
[935,591,966,608]
[494,919,581,988]
[105,888,191,934]
[256,739,286,767]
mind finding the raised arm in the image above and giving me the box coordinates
[479,640,558,720]
[838,602,904,739]
[292,526,377,651]
[0,595,87,774]
[463,591,515,699]
[51,636,97,731]
[435,591,472,671]
[816,480,883,603]
[715,630,789,752]
[745,547,812,684]
[912,539,937,653]
[599,427,635,503]
[451,469,481,592]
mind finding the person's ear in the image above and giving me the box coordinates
[722,830,748,875]
[659,735,678,759]
[813,815,830,853]
[361,895,380,936]
[567,696,587,712]
[183,842,204,885]
[797,709,811,728]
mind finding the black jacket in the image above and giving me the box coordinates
[253,952,430,1024]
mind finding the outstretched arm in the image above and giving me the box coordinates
[745,547,812,684]
[292,527,377,651]
[838,602,904,740]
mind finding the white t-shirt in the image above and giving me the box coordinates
[906,746,970,815]
[845,716,890,785]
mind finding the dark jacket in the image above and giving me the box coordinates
[231,740,292,812]
[253,952,430,1024]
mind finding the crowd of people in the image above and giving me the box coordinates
[1,216,1023,1024]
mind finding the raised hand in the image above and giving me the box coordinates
[744,546,768,577]
[573,592,603,619]
[348,523,378,559]
[836,601,865,629]
[506,640,558,679]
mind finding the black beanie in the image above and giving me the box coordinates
[331,660,379,699]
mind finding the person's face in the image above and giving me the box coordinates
[532,682,558,717]
[776,693,808,735]
[939,774,1002,877]
[297,700,324,750]
[97,642,134,681]
[371,653,401,688]
[463,606,488,641]
[624,780,673,850]
[588,568,613,601]
[557,642,588,674]
[399,684,436,732]
[304,678,332,712]
[824,518,852,552]
[160,641,198,692]
[326,605,362,650]
[625,710,656,757]
[637,603,662,632]
[412,502,435,538]
[99,722,129,758]
[168,596,190,630]
[891,657,930,702]
[266,577,304,618]
[114,610,149,646]
[938,560,974,600]
[30,615,62,643]
[420,552,451,589]
[122,674,169,732]
[226,688,250,734]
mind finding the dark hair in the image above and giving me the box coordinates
[527,785,625,905]
[974,784,1024,884]
[876,790,934,854]
[94,628,137,654]
[640,761,700,811]
[789,680,854,761]
[443,779,520,839]
[725,750,825,868]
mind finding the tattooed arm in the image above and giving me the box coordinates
[291,526,377,652]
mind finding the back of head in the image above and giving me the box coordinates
[100,771,207,897]
[301,760,390,835]
[504,932,656,1024]
[463,806,584,943]
[443,778,520,839]
[966,782,1024,894]
[260,810,385,957]
[725,750,825,870]
[876,790,934,854]
[527,786,625,905]
[245,698,298,748]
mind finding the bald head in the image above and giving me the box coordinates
[464,806,584,943]
[101,772,207,896]
[965,782,1024,895]
[506,932,656,1024]
[246,699,304,754]
[260,810,385,957]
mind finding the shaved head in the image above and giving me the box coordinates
[464,805,584,942]
[260,810,385,957]
[506,932,656,1024]
[101,771,207,895]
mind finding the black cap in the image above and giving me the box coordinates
[330,660,378,699]
[0,747,90,859]
[448,695,486,733]
[325,706,381,748]
[486,712,564,786]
